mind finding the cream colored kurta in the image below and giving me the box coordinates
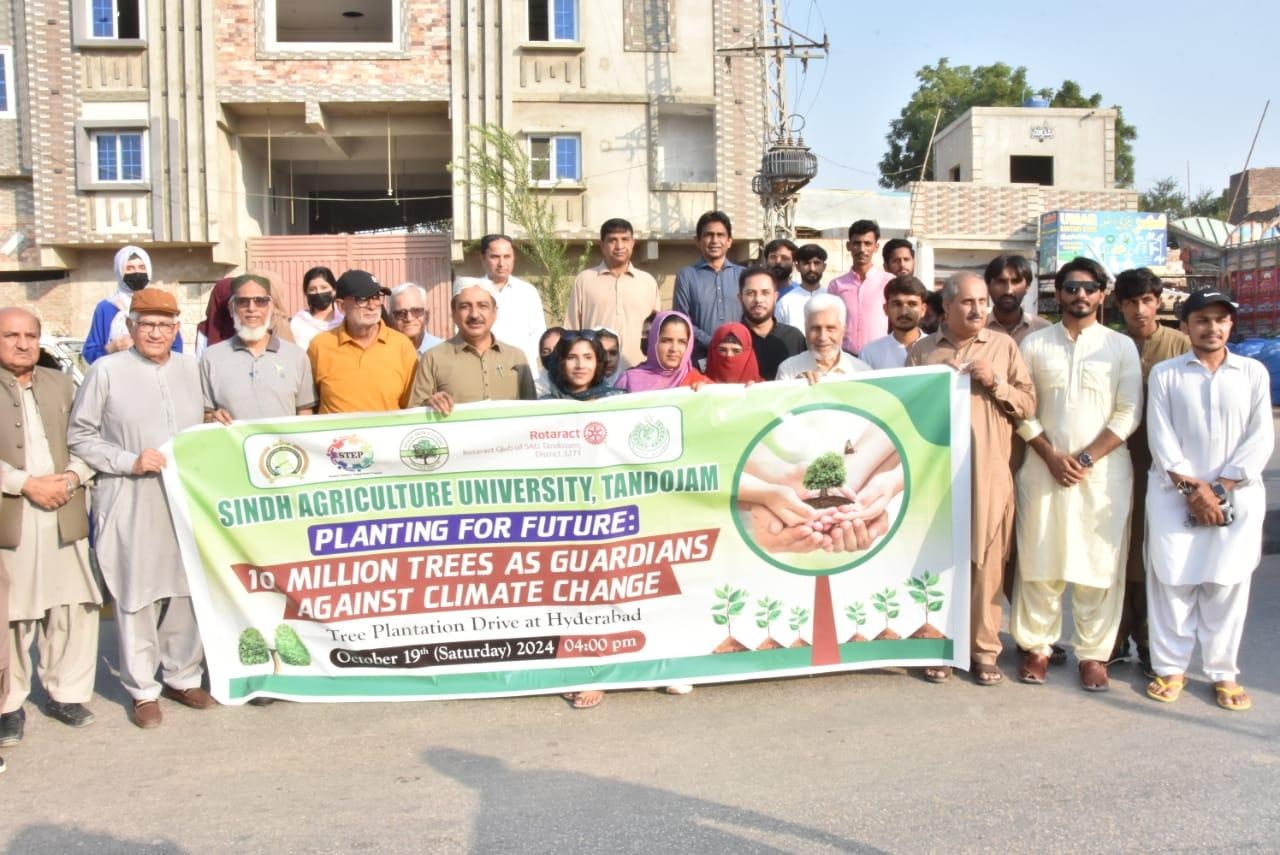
[0,388,98,619]
[1015,323,1142,586]
[68,350,203,613]
[1145,351,1273,587]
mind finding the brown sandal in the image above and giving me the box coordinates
[1019,652,1050,684]
[973,664,1004,686]
[923,666,952,683]
[1079,659,1110,692]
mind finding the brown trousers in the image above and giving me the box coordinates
[973,503,1014,667]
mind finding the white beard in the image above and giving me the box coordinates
[234,311,273,344]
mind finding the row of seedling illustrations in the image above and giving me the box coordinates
[711,571,946,654]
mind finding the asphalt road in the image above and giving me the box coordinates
[6,416,1280,853]
[2,555,1279,854]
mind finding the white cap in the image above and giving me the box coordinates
[452,276,500,299]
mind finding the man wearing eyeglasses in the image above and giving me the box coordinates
[201,274,316,424]
[307,270,419,414]
[69,289,213,728]
[1010,256,1142,693]
[389,282,443,354]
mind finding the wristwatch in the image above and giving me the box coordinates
[1211,482,1229,503]
[1177,480,1195,496]
[1076,451,1094,469]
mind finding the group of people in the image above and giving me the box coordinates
[0,211,1268,771]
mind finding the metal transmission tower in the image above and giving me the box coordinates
[721,1,828,240]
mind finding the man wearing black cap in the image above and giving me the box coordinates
[307,270,419,413]
[1143,291,1272,712]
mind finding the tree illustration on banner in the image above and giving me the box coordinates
[711,586,749,653]
[906,571,946,639]
[788,606,812,648]
[238,624,312,674]
[802,452,848,510]
[871,587,901,640]
[755,596,783,650]
[845,601,869,642]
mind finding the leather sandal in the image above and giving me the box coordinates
[1079,659,1110,692]
[1018,652,1050,684]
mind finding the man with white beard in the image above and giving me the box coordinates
[201,274,317,424]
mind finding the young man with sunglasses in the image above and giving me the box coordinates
[1010,256,1142,693]
[201,274,316,424]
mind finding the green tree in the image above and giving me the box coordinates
[871,587,900,635]
[448,124,588,322]
[238,624,311,673]
[905,571,944,624]
[879,59,1137,187]
[802,452,846,497]
[711,585,748,636]
[1139,177,1230,222]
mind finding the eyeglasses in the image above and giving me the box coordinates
[392,307,426,320]
[1061,282,1104,296]
[351,294,384,307]
[233,296,272,308]
[134,321,179,334]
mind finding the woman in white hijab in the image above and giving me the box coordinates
[83,245,183,363]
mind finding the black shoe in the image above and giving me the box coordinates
[247,697,276,706]
[0,709,25,746]
[1138,648,1156,679]
[1107,641,1131,666]
[1049,644,1068,666]
[45,700,95,728]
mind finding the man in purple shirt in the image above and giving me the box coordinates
[827,219,893,355]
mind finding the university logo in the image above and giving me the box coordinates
[327,435,375,473]
[628,416,670,459]
[257,440,309,482]
[399,428,450,472]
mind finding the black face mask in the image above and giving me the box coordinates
[122,273,149,292]
[307,291,335,311]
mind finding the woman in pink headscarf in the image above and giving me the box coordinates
[614,310,707,391]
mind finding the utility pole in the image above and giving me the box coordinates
[720,0,828,241]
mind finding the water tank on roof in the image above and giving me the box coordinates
[1023,97,1051,108]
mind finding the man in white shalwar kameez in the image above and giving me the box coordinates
[68,289,215,729]
[1012,257,1142,692]
[1143,291,1272,711]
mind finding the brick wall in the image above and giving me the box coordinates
[1228,168,1280,224]
[215,0,450,100]
[910,182,1139,241]
[713,0,765,240]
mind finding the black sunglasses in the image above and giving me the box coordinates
[560,330,598,343]
[1061,282,1104,296]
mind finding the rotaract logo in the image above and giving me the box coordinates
[399,428,450,472]
[628,416,670,459]
[583,421,607,446]
[327,435,375,473]
[257,440,309,483]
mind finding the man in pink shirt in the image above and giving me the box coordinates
[827,219,893,355]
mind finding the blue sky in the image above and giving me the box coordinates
[785,0,1279,195]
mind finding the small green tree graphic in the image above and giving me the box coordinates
[755,596,783,649]
[802,452,847,499]
[711,586,750,653]
[408,437,445,467]
[788,606,812,647]
[906,571,947,639]
[845,601,869,641]
[238,624,312,673]
[871,587,901,640]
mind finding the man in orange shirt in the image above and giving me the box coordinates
[307,270,418,413]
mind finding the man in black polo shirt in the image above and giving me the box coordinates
[738,266,805,380]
